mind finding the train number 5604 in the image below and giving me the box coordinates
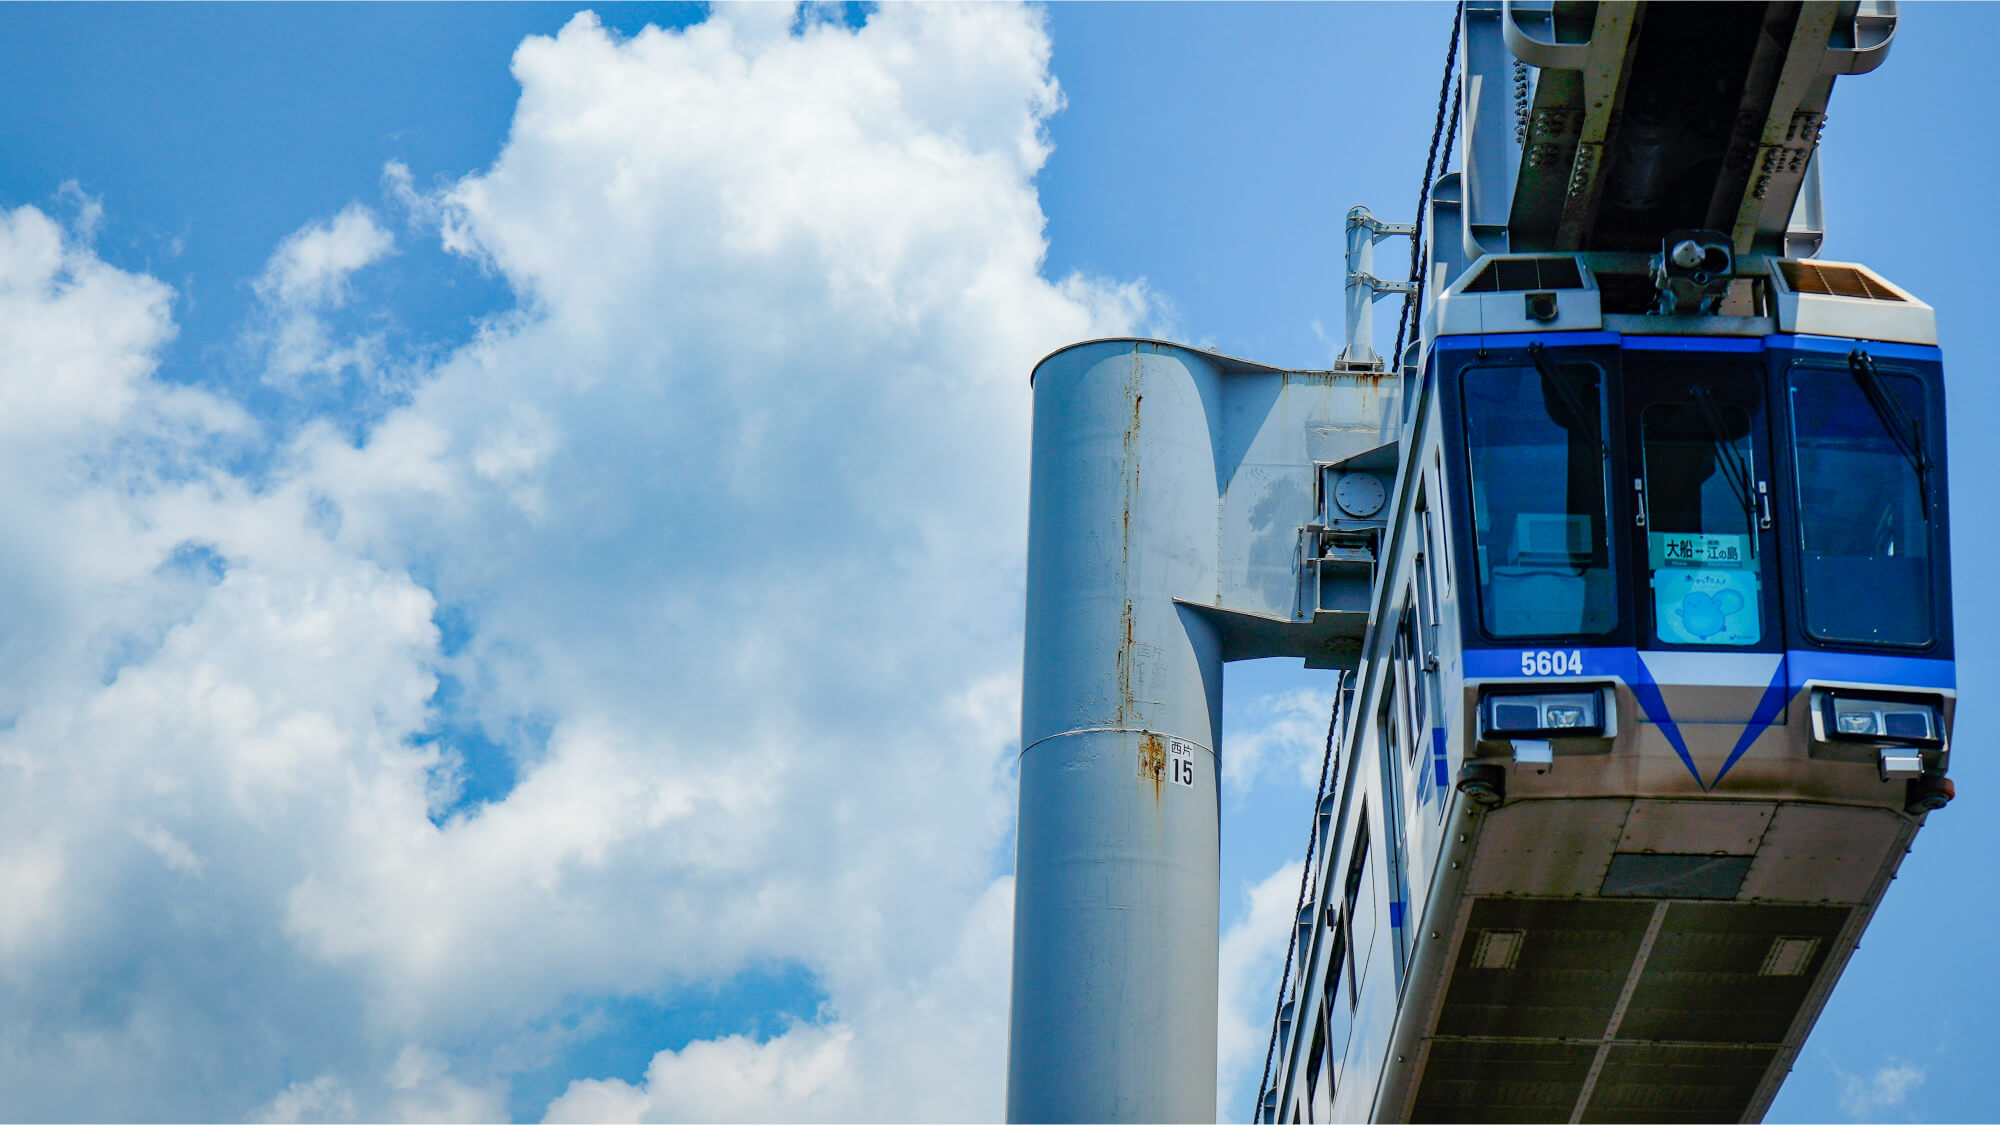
[1520,649,1584,676]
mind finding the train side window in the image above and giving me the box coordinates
[1322,908,1349,1018]
[1303,1014,1327,1123]
[1415,487,1444,660]
[1395,611,1427,762]
[1427,459,1453,600]
[1419,510,1443,632]
[1461,362,1616,637]
[1311,1053,1333,1124]
[1391,620,1413,761]
[1316,903,1352,1104]
[1639,397,1765,645]
[1788,363,1934,645]
[1342,819,1369,1010]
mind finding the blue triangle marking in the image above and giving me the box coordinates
[1709,659,1791,787]
[1630,654,1705,790]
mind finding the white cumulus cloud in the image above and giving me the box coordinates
[1224,686,1338,795]
[251,203,395,386]
[1835,1057,1926,1118]
[257,203,393,311]
[1217,860,1305,1122]
[0,3,1149,1120]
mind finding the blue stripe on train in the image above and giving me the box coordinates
[1464,647,1953,694]
[1621,335,1764,352]
[1462,647,1635,680]
[1781,335,1943,362]
[1787,650,1954,691]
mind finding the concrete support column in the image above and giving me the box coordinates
[1009,341,1224,1123]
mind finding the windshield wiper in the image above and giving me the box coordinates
[1528,343,1604,460]
[1849,349,1932,514]
[1690,385,1758,529]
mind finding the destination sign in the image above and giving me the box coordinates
[1656,532,1749,568]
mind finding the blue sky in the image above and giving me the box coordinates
[0,3,1990,1121]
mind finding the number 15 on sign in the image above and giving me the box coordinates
[1168,739,1197,788]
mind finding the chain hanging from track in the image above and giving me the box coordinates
[1253,670,1347,1122]
[1389,2,1465,379]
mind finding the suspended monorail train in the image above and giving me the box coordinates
[1004,3,1954,1122]
[1262,251,1953,1124]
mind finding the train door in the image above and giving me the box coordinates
[1621,348,1782,651]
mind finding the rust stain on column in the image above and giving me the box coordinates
[1139,732,1166,802]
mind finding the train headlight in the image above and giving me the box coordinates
[1479,690,1605,740]
[1837,711,1883,736]
[1816,691,1944,748]
[1544,704,1588,729]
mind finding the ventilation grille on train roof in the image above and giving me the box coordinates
[1777,260,1906,301]
[1462,257,1585,293]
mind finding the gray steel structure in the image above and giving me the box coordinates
[1009,3,1951,1123]
[1012,342,1398,1121]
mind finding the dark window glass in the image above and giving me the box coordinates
[1342,822,1369,1011]
[1318,908,1351,1100]
[1789,365,1933,645]
[1322,915,1348,1012]
[1304,1015,1326,1122]
[1640,397,1764,645]
[1396,612,1427,761]
[1462,363,1615,637]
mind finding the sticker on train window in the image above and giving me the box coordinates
[1168,739,1197,787]
[1519,649,1584,676]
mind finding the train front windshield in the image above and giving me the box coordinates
[1789,359,1936,645]
[1463,360,1615,639]
[1448,339,1950,659]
